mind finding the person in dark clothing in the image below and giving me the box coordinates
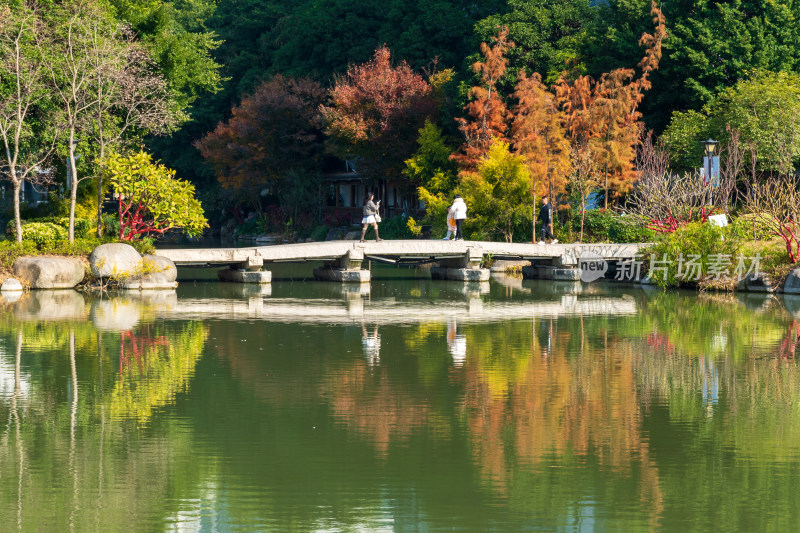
[537,196,558,244]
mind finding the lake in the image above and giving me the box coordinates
[1,268,800,531]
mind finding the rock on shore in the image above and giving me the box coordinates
[12,257,85,289]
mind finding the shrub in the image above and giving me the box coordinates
[20,222,68,248]
[644,222,743,288]
[729,213,775,241]
[309,224,330,241]
[377,214,417,240]
[608,217,655,243]
[6,216,95,239]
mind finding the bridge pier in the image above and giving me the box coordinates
[217,254,272,284]
[522,256,581,281]
[430,248,490,282]
[313,250,370,283]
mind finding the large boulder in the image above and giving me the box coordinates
[123,255,178,290]
[90,243,142,279]
[12,256,85,289]
[784,268,800,294]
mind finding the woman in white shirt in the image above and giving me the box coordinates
[449,195,467,240]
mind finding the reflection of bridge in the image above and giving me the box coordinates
[2,288,639,328]
[156,295,638,325]
[156,240,645,284]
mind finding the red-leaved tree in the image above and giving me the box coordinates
[322,46,436,184]
[196,75,326,208]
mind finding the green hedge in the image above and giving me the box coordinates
[6,216,96,240]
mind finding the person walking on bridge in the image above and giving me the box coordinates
[537,195,558,244]
[450,195,467,240]
[360,192,382,242]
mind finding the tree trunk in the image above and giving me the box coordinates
[97,144,104,238]
[580,197,586,243]
[12,179,22,243]
[68,131,78,243]
[532,191,537,244]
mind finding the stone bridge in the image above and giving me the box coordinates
[155,240,646,284]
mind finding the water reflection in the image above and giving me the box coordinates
[1,284,800,530]
[361,323,381,366]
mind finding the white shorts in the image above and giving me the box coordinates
[362,215,376,224]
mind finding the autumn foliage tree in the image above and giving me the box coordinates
[322,46,436,184]
[455,27,513,168]
[555,1,666,208]
[511,71,571,239]
[196,75,326,208]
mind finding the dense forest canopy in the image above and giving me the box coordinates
[4,0,800,244]
[112,0,800,186]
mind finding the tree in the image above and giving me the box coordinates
[41,0,183,242]
[0,3,57,243]
[87,29,183,237]
[196,75,326,211]
[407,120,460,233]
[102,151,208,241]
[587,0,800,131]
[511,71,570,239]
[473,0,596,85]
[743,175,800,263]
[569,145,598,242]
[455,26,513,168]
[555,0,665,207]
[663,71,800,175]
[108,0,224,110]
[459,141,531,242]
[267,0,505,79]
[322,46,436,183]
[44,0,130,242]
[628,133,709,233]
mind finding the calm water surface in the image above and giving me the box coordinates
[2,268,800,532]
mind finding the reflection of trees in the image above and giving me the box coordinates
[460,319,664,525]
[0,316,212,530]
[110,322,208,423]
[324,359,431,455]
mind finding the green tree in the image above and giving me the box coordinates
[103,151,208,240]
[459,141,532,242]
[662,71,800,173]
[108,0,224,110]
[473,0,596,86]
[407,120,459,234]
[588,0,800,130]
[0,3,58,243]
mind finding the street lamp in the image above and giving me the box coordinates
[701,138,718,208]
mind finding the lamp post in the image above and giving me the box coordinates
[701,138,718,208]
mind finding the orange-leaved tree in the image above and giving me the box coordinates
[512,71,571,240]
[555,1,666,208]
[322,46,436,184]
[455,27,514,168]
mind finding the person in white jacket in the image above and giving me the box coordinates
[449,195,467,240]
